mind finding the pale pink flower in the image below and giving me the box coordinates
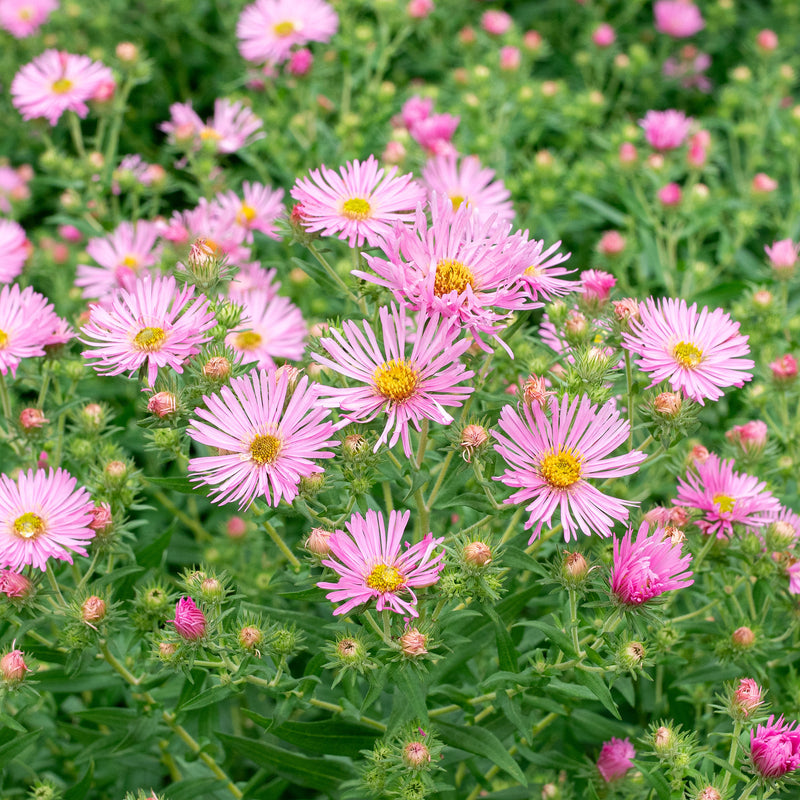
[598,231,626,256]
[658,182,682,206]
[313,304,474,457]
[0,284,63,377]
[481,9,512,35]
[580,269,615,308]
[0,467,94,572]
[752,173,778,194]
[399,95,433,130]
[597,737,635,782]
[756,30,779,52]
[0,219,29,284]
[493,394,646,543]
[663,47,712,92]
[228,263,280,301]
[407,0,433,19]
[170,597,207,640]
[726,420,768,456]
[499,46,521,71]
[592,23,616,47]
[732,678,764,717]
[80,274,216,387]
[211,182,284,242]
[654,1,704,38]
[765,239,799,278]
[770,354,797,384]
[0,165,31,214]
[750,716,800,779]
[187,369,338,509]
[788,561,800,595]
[0,0,58,37]
[622,297,754,405]
[619,142,638,164]
[161,99,264,154]
[11,50,114,126]
[291,155,425,248]
[170,200,251,267]
[318,508,445,617]
[0,569,32,597]
[237,0,338,65]
[0,648,27,682]
[639,110,693,150]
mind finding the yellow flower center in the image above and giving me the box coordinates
[366,563,404,593]
[13,512,45,540]
[713,493,736,513]
[342,197,372,220]
[18,7,32,20]
[249,434,281,465]
[134,326,166,352]
[540,447,583,488]
[0,329,8,349]
[122,254,140,268]
[237,203,257,225]
[449,194,466,209]
[273,20,296,37]
[673,341,703,369]
[434,258,475,296]
[233,330,263,351]
[374,359,418,403]
[51,78,73,94]
[199,126,222,141]
[524,264,542,278]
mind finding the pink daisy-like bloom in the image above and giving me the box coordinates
[357,198,543,352]
[11,49,114,126]
[788,561,800,595]
[0,468,94,572]
[514,234,574,303]
[291,155,426,248]
[410,113,460,156]
[0,219,29,284]
[654,1,704,38]
[750,716,800,779]
[639,110,693,151]
[228,263,280,301]
[212,182,285,242]
[225,290,307,370]
[170,199,251,267]
[236,0,338,65]
[187,368,338,509]
[597,737,636,782]
[80,274,216,387]
[313,303,474,457]
[399,95,433,130]
[317,508,445,617]
[0,0,58,38]
[170,597,207,641]
[421,154,514,225]
[75,220,161,300]
[611,521,693,605]
[675,454,780,539]
[622,297,754,405]
[161,99,264,154]
[0,284,63,377]
[492,394,646,543]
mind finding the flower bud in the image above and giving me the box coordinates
[769,520,797,549]
[564,310,588,338]
[522,374,550,406]
[203,356,231,380]
[769,354,797,384]
[654,391,682,417]
[81,595,107,624]
[731,677,763,717]
[460,424,489,462]
[599,231,626,256]
[563,551,588,583]
[305,527,331,556]
[170,597,207,641]
[81,402,105,429]
[464,541,492,566]
[619,142,638,164]
[658,182,682,207]
[691,444,710,464]
[399,627,428,657]
[541,784,559,800]
[752,172,778,194]
[0,569,33,599]
[752,289,773,310]
[343,433,368,459]
[226,516,247,538]
[158,641,177,660]
[19,408,48,430]
[239,625,263,650]
[336,637,363,662]
[726,420,767,456]
[696,788,721,800]
[618,640,645,670]
[105,460,128,481]
[403,741,431,768]
[116,42,139,62]
[764,239,798,279]
[653,725,673,754]
[592,23,616,47]
[147,391,178,418]
[1,648,28,683]
[299,472,324,496]
[756,30,778,52]
[523,30,542,52]
[200,577,224,601]
[732,626,755,648]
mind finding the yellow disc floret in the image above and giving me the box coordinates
[342,197,372,220]
[249,434,281,465]
[13,512,45,540]
[373,359,419,403]
[540,447,583,488]
[673,341,703,369]
[713,493,736,513]
[273,20,296,37]
[366,563,404,593]
[51,78,73,94]
[434,259,475,296]
[234,331,263,351]
[134,326,166,352]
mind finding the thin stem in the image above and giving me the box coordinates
[362,610,398,648]
[0,372,11,421]
[306,242,361,306]
[720,720,743,795]
[99,641,141,686]
[307,698,386,732]
[151,488,213,542]
[426,450,455,510]
[68,112,86,158]
[46,565,67,607]
[568,588,583,657]
[415,419,429,471]
[264,520,301,570]
[77,546,103,592]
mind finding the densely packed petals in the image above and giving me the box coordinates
[597,737,636,782]
[0,219,29,284]
[750,716,800,779]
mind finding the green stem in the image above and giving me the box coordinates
[568,587,583,657]
[415,419,429,471]
[426,450,455,510]
[46,565,67,607]
[68,112,86,158]
[362,610,398,648]
[306,242,361,306]
[151,487,213,542]
[77,546,103,592]
[264,520,301,570]
[306,698,386,732]
[720,720,743,795]
[0,372,11,421]
[103,77,135,185]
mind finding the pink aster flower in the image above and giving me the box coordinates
[75,220,161,300]
[514,235,574,302]
[726,420,768,457]
[237,0,338,65]
[422,153,514,224]
[675,454,780,539]
[654,1,704,38]
[0,568,31,598]
[750,716,800,779]
[212,182,285,242]
[0,467,94,572]
[399,95,433,130]
[317,508,445,617]
[0,0,58,38]
[788,561,800,595]
[770,353,798,384]
[765,239,799,279]
[0,284,63,377]
[639,110,693,150]
[622,297,754,404]
[187,369,338,509]
[580,269,615,308]
[291,155,425,248]
[170,597,207,641]
[225,290,307,370]
[732,678,764,718]
[161,99,264,154]
[492,394,646,543]
[313,303,474,457]
[357,198,543,351]
[0,219,29,284]
[409,113,460,156]
[0,165,31,214]
[597,737,636,782]
[611,521,693,605]
[228,263,280,301]
[11,50,114,126]
[169,199,251,267]
[80,274,216,387]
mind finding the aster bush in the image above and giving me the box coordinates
[2,1,800,799]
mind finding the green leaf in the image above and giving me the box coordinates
[516,619,576,657]
[497,691,529,739]
[63,762,94,800]
[218,733,353,793]
[75,708,140,726]
[0,729,40,769]
[574,668,620,719]
[135,524,174,568]
[162,778,228,800]
[439,492,492,510]
[269,719,380,757]
[146,475,207,495]
[394,667,429,723]
[501,546,550,577]
[573,192,628,226]
[435,721,527,786]
[635,760,671,800]
[483,604,518,673]
[178,682,236,712]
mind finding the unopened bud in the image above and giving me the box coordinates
[403,741,431,768]
[81,595,107,623]
[81,402,104,429]
[654,392,682,417]
[564,310,588,338]
[460,424,489,462]
[618,640,645,669]
[653,725,673,753]
[299,472,324,495]
[271,627,297,656]
[105,460,128,480]
[732,626,755,648]
[159,641,177,660]
[200,577,224,601]
[343,433,368,459]
[19,407,48,429]
[612,298,639,326]
[541,784,559,800]
[563,551,588,582]
[696,788,721,800]
[147,391,178,418]
[171,597,207,641]
[464,540,492,567]
[115,41,139,62]
[731,677,763,717]
[0,569,33,599]
[336,637,363,662]
[89,505,112,533]
[522,374,550,406]
[203,356,231,380]
[226,516,247,538]
[305,527,331,556]
[691,445,710,464]
[239,625,263,650]
[399,628,428,657]
[0,649,28,683]
[769,520,796,549]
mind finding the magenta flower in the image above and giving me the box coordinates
[765,239,799,278]
[0,219,28,284]
[0,468,94,572]
[0,0,58,38]
[492,394,646,543]
[597,737,636,782]
[733,678,764,718]
[622,297,754,404]
[11,50,114,126]
[580,269,616,307]
[170,597,207,641]
[409,113,460,156]
[318,508,445,617]
[75,220,161,300]
[313,304,474,457]
[514,234,575,302]
[291,155,425,248]
[0,284,63,377]
[400,95,433,130]
[422,154,514,224]
[212,181,285,242]
[161,99,264,154]
[654,1,704,38]
[788,562,800,595]
[611,521,693,605]
[0,569,32,598]
[225,290,307,370]
[770,353,797,383]
[751,716,800,779]
[187,369,338,509]
[237,0,338,65]
[80,274,216,387]
[675,454,780,539]
[639,110,693,150]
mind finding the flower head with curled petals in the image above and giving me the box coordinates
[622,297,754,404]
[187,369,338,509]
[313,304,474,457]
[492,394,646,543]
[318,508,445,617]
[291,155,425,248]
[0,468,94,572]
[750,716,800,779]
[212,182,285,242]
[639,110,693,150]
[161,99,264,154]
[597,737,636,782]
